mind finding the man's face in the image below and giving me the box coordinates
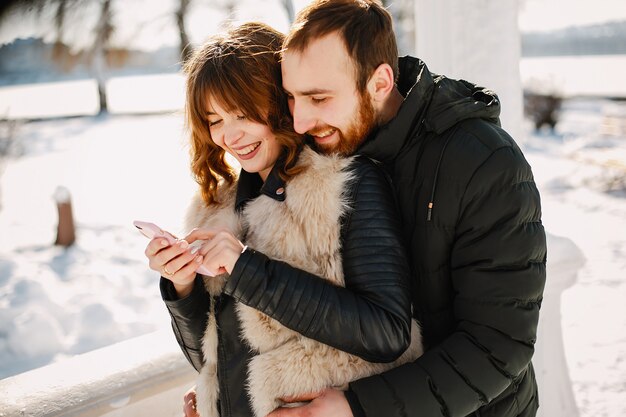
[282,32,377,156]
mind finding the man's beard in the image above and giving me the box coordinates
[310,91,377,156]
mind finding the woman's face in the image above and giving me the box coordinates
[206,97,281,181]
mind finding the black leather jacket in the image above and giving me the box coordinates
[161,155,414,417]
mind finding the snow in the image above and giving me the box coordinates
[0,105,198,378]
[523,98,626,417]
[1,78,625,417]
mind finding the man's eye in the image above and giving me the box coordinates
[311,97,327,104]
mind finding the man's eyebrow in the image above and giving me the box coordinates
[285,88,332,96]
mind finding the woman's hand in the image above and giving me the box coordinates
[144,237,203,298]
[184,228,247,276]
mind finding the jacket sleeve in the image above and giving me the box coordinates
[348,146,547,416]
[224,158,413,363]
[160,275,210,372]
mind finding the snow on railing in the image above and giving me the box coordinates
[534,233,584,417]
[0,329,195,417]
[0,233,583,417]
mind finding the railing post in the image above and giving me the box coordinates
[534,233,583,417]
[53,185,76,247]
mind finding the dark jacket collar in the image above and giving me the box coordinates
[235,156,287,212]
[358,56,501,163]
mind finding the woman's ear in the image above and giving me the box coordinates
[366,63,395,102]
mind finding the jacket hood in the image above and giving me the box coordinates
[359,56,501,162]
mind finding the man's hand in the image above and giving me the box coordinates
[265,388,354,417]
[182,386,199,417]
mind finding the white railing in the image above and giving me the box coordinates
[1,233,583,417]
[0,329,195,417]
[534,233,583,417]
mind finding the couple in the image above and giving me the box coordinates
[144,1,546,417]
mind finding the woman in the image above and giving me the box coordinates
[144,22,422,417]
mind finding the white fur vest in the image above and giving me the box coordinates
[184,147,423,417]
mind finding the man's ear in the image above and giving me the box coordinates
[366,63,395,102]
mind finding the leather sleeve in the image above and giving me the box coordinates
[160,276,210,372]
[348,146,547,416]
[224,157,413,362]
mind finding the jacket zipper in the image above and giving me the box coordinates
[427,135,453,221]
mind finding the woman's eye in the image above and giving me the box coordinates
[236,115,246,121]
[208,119,222,127]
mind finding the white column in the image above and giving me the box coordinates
[413,6,581,416]
[413,0,524,142]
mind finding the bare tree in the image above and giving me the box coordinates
[52,0,81,73]
[0,116,21,212]
[91,0,113,114]
[223,0,236,20]
[176,0,192,63]
[1,0,118,115]
[282,0,295,24]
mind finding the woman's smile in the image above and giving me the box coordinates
[233,141,262,159]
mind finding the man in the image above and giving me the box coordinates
[272,1,546,416]
[176,1,545,416]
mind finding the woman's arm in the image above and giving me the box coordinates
[160,276,210,372]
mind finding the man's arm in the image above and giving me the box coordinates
[225,159,414,362]
[347,146,547,416]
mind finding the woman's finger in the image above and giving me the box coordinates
[144,237,170,258]
[184,227,219,244]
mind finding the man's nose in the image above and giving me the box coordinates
[291,99,316,135]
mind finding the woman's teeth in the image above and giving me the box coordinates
[237,142,261,156]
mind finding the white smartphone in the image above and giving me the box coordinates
[133,220,214,276]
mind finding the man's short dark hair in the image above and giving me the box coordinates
[284,0,398,92]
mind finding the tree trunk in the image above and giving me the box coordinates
[281,0,295,24]
[93,0,112,115]
[177,0,192,63]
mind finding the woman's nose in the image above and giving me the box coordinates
[223,124,244,146]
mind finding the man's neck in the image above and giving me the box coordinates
[378,87,404,125]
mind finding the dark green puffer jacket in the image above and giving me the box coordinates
[349,56,547,417]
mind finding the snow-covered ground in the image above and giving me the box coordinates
[0,111,197,377]
[1,79,625,417]
[523,98,626,417]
